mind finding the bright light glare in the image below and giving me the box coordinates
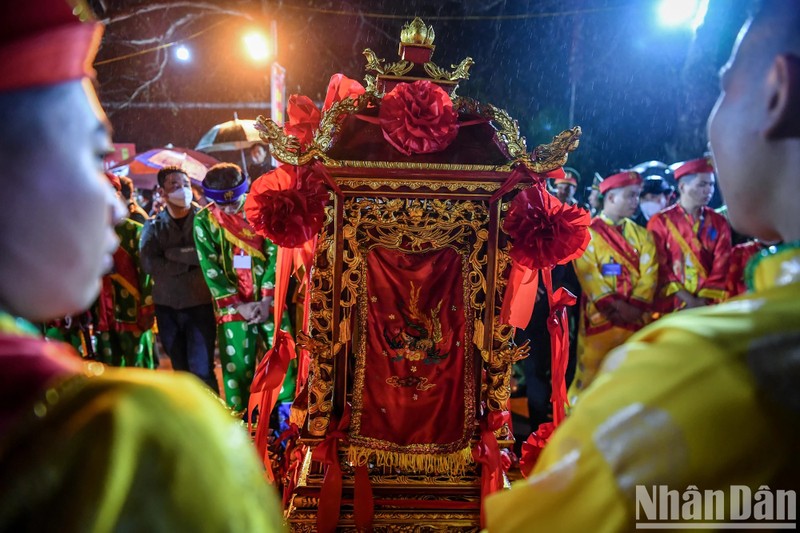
[244,31,270,62]
[658,0,701,28]
[175,45,190,61]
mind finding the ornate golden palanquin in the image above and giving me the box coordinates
[257,18,580,532]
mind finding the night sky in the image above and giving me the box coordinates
[92,0,751,197]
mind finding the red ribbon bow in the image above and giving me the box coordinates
[519,421,556,477]
[472,410,511,528]
[309,407,373,533]
[542,268,577,425]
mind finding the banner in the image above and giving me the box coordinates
[349,246,475,473]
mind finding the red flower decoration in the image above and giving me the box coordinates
[284,95,321,149]
[322,73,365,112]
[504,183,591,269]
[244,164,329,248]
[378,80,459,156]
[519,422,556,477]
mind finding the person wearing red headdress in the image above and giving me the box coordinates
[90,172,157,368]
[570,170,658,398]
[193,162,296,413]
[0,2,283,530]
[552,167,579,205]
[646,157,732,312]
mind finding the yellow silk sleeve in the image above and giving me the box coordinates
[631,226,658,305]
[574,230,617,304]
[0,369,286,532]
[486,294,795,532]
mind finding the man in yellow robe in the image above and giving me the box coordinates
[571,170,657,396]
[0,2,284,531]
[486,2,800,530]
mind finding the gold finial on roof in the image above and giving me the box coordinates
[400,17,435,45]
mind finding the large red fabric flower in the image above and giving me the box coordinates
[284,95,322,149]
[519,422,555,477]
[245,164,329,248]
[322,73,365,112]
[504,183,591,269]
[378,80,459,155]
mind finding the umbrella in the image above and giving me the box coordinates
[195,113,264,178]
[109,146,219,190]
[195,117,262,152]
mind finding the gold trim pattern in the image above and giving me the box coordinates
[331,160,502,171]
[423,57,475,82]
[363,48,414,78]
[336,178,505,192]
[303,204,338,436]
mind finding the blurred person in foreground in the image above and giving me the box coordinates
[486,1,800,530]
[0,2,284,531]
[647,156,732,312]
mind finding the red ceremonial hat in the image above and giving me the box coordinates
[0,0,102,92]
[599,170,642,194]
[553,173,578,187]
[673,157,714,180]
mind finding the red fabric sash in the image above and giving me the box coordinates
[249,246,296,477]
[542,268,576,425]
[94,277,115,332]
[663,205,712,277]
[471,410,511,528]
[499,263,539,329]
[208,203,265,256]
[110,245,140,301]
[309,407,373,532]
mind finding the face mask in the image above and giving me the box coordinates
[639,200,663,220]
[167,187,193,208]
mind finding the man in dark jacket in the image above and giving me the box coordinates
[140,166,218,392]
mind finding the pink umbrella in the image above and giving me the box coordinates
[108,146,220,189]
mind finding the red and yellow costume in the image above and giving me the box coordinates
[647,203,731,309]
[647,157,731,311]
[572,172,657,395]
[727,240,768,297]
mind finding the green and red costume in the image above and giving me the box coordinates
[92,218,156,368]
[194,202,296,412]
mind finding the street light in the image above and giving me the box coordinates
[175,44,191,61]
[657,0,708,30]
[243,30,270,62]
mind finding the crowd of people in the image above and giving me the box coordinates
[518,156,768,426]
[1,0,797,531]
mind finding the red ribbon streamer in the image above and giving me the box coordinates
[310,409,351,533]
[249,245,297,478]
[542,268,576,425]
[471,410,511,528]
[499,262,539,329]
